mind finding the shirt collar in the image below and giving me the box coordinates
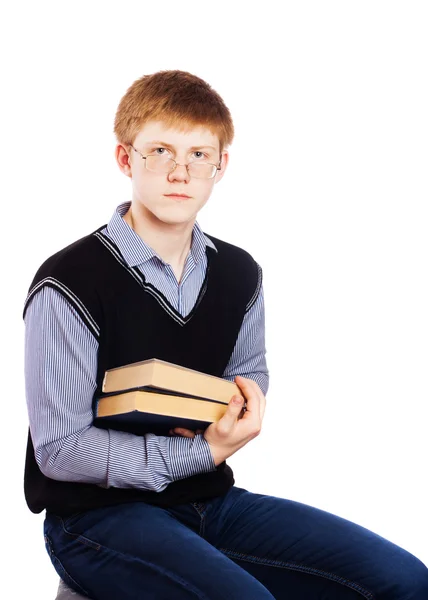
[106,201,217,268]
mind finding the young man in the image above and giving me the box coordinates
[24,70,428,600]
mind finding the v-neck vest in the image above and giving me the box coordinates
[23,226,261,515]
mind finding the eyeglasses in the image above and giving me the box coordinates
[129,144,222,179]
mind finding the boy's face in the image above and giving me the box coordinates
[116,120,228,227]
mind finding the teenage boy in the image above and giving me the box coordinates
[24,70,428,600]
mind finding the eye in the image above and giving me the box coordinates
[193,151,208,160]
[154,147,168,155]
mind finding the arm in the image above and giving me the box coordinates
[222,279,269,396]
[24,287,215,493]
[197,276,268,465]
[173,278,268,439]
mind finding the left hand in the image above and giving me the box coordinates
[169,428,204,438]
[169,376,264,439]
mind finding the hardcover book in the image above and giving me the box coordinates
[94,359,244,436]
[102,358,240,402]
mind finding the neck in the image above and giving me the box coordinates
[124,203,194,268]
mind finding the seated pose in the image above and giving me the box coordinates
[24,69,428,599]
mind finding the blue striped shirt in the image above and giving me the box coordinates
[24,202,269,493]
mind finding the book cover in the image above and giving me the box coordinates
[93,388,232,437]
[102,358,239,403]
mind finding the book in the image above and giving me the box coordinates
[102,358,240,403]
[94,388,230,437]
[94,359,246,436]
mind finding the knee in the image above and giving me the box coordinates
[392,552,428,599]
[412,563,428,599]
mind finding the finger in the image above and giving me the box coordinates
[234,375,258,396]
[218,395,246,432]
[235,375,263,398]
[172,428,196,438]
[244,379,266,421]
[235,376,265,422]
[234,376,260,409]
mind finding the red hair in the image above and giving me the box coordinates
[113,70,234,153]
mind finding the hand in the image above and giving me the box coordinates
[203,375,266,466]
[169,428,204,438]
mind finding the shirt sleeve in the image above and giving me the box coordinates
[24,286,215,493]
[222,274,269,396]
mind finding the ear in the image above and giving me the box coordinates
[214,150,229,184]
[115,143,132,178]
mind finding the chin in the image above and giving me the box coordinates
[155,208,198,226]
[163,217,195,226]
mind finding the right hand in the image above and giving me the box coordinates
[203,376,266,466]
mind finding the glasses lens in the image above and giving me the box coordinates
[145,155,175,173]
[188,163,217,179]
[145,155,217,179]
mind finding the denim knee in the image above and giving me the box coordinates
[393,553,428,599]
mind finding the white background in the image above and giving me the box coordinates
[1,1,427,597]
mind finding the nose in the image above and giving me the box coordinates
[167,162,191,183]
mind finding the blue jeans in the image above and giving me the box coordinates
[44,485,428,599]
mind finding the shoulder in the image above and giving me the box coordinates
[32,226,107,282]
[23,227,107,335]
[204,232,257,264]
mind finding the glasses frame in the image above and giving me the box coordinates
[129,144,222,179]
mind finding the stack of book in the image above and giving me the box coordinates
[93,358,244,436]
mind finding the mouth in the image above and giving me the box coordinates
[164,194,190,202]
[164,193,191,199]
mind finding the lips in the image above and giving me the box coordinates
[165,193,191,198]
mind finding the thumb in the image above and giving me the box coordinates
[224,395,244,421]
[213,396,245,435]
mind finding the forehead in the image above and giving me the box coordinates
[133,120,220,151]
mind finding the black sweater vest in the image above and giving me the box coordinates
[23,226,261,515]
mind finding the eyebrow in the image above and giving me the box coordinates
[142,140,218,152]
